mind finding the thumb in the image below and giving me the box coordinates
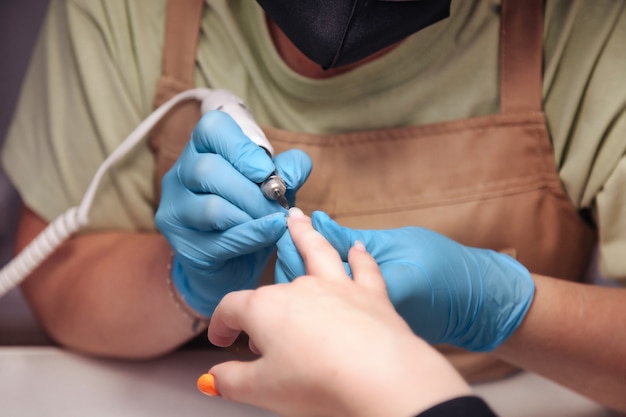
[274,149,312,206]
[274,149,312,191]
[208,360,261,405]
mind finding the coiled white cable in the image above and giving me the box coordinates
[0,87,274,297]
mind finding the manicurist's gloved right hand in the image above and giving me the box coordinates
[276,211,535,352]
[155,111,312,318]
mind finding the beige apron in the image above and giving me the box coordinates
[150,0,596,382]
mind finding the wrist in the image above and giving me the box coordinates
[462,249,535,352]
[168,255,211,332]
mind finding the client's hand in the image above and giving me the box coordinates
[203,208,471,417]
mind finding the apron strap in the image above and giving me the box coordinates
[148,0,545,204]
[149,0,205,205]
[500,0,544,113]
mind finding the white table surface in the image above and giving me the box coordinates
[0,346,617,417]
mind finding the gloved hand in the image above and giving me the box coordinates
[276,211,534,352]
[156,110,312,317]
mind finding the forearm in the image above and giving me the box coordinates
[16,206,201,358]
[494,274,626,412]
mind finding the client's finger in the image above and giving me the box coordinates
[287,207,347,280]
[349,241,388,297]
[207,290,254,347]
[207,360,260,404]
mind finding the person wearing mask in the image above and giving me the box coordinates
[2,0,625,412]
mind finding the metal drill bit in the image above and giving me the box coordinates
[276,194,289,210]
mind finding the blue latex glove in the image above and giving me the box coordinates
[155,110,312,317]
[276,211,534,352]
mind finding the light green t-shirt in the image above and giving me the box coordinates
[3,0,626,280]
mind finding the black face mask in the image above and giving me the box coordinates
[257,0,451,70]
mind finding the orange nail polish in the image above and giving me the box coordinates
[197,373,219,396]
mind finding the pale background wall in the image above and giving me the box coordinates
[0,0,51,344]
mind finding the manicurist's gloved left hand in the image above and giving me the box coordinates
[276,211,534,352]
[156,111,311,318]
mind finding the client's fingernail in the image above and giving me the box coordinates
[288,207,305,219]
[353,240,367,252]
[197,373,220,396]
